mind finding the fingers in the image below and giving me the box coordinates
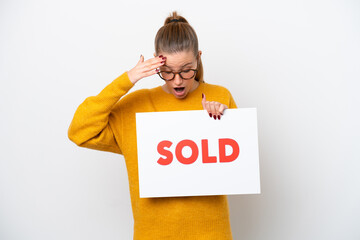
[140,55,166,77]
[144,55,166,70]
[129,55,166,83]
[209,102,218,119]
[202,93,228,120]
[218,104,228,115]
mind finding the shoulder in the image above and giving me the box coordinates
[111,88,151,113]
[122,88,149,103]
[202,82,232,96]
[201,82,236,108]
[113,85,163,112]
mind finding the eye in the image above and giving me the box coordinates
[182,69,191,73]
[160,71,173,77]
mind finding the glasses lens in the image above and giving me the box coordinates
[181,70,196,79]
[159,72,174,80]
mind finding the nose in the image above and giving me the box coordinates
[173,73,183,85]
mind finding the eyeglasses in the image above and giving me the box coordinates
[157,69,198,81]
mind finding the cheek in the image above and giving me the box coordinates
[164,81,174,89]
[185,79,196,89]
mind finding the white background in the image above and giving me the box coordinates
[0,0,359,239]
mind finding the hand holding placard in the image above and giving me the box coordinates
[201,93,228,120]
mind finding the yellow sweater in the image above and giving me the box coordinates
[68,72,237,239]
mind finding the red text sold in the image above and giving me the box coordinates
[157,138,240,165]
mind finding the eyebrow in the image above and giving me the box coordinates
[163,62,193,70]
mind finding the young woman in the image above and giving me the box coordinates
[68,11,237,240]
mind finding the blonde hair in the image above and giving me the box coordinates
[154,11,204,82]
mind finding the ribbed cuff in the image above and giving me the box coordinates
[111,71,134,94]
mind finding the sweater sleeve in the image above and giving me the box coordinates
[67,72,133,154]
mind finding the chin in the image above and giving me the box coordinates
[173,93,187,99]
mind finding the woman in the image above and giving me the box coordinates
[68,11,237,240]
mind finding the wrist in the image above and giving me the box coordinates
[127,70,139,84]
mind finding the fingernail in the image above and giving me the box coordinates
[220,112,223,115]
[209,113,212,118]
[218,115,221,120]
[213,115,216,120]
[159,55,163,58]
[202,93,204,99]
[162,57,166,60]
[156,68,159,73]
[161,61,165,64]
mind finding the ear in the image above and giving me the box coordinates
[197,50,202,59]
[153,53,156,57]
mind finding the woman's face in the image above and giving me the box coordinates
[157,50,201,99]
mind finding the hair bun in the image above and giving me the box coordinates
[164,11,189,25]
[168,19,180,23]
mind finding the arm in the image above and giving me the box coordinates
[67,72,133,154]
[68,55,165,154]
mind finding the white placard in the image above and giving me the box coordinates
[136,108,260,198]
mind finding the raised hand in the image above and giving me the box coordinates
[127,55,167,84]
[201,93,228,120]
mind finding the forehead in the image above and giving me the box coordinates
[160,51,196,69]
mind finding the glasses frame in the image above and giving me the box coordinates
[156,58,199,81]
[157,68,198,81]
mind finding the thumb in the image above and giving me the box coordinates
[137,54,144,65]
[201,93,206,109]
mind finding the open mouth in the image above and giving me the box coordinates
[173,87,186,97]
[174,87,185,93]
